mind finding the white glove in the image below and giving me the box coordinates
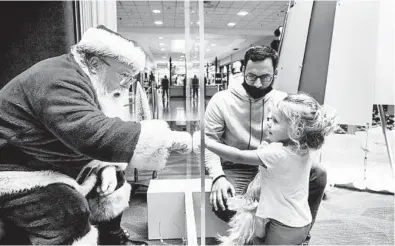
[170,131,192,154]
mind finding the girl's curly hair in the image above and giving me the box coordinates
[277,92,337,155]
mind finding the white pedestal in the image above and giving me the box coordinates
[147,179,229,240]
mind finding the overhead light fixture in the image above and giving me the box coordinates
[160,48,165,51]
[190,21,194,25]
[171,40,186,53]
[153,9,161,14]
[159,43,165,46]
[206,49,210,52]
[154,21,163,25]
[237,11,248,16]
[227,22,236,27]
[159,37,164,39]
[211,44,216,47]
[162,56,166,58]
[197,21,200,25]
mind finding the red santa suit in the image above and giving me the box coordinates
[0,26,191,245]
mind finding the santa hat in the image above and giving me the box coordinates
[77,25,146,71]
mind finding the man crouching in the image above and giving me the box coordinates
[0,25,192,245]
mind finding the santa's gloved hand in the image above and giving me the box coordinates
[170,131,192,154]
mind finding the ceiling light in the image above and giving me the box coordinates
[190,21,194,25]
[227,22,236,27]
[159,43,164,46]
[162,56,166,58]
[211,44,216,47]
[154,21,163,25]
[153,9,161,14]
[159,37,164,39]
[160,48,165,51]
[237,11,248,16]
[206,49,210,52]
[197,21,200,25]
[171,40,186,52]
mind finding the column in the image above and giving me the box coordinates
[79,0,118,33]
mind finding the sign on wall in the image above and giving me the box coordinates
[274,0,313,94]
[325,1,380,126]
[375,0,394,105]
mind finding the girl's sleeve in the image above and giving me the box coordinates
[256,142,286,170]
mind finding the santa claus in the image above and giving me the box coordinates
[0,25,192,245]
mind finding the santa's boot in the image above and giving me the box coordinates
[98,213,147,245]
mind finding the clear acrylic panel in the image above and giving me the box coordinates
[117,0,289,245]
[117,1,204,244]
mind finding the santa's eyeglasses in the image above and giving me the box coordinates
[99,58,137,89]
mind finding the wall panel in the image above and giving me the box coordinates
[325,1,380,125]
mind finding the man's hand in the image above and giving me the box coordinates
[210,176,236,211]
[97,166,117,196]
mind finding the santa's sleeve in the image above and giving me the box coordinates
[36,79,175,170]
[128,120,172,170]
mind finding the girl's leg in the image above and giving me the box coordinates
[263,219,310,245]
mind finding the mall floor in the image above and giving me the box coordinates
[122,94,394,245]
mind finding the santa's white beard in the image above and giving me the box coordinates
[99,89,131,121]
[91,78,132,121]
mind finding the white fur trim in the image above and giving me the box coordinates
[72,225,98,245]
[130,120,172,170]
[0,171,91,196]
[78,27,146,71]
[79,160,127,177]
[170,131,193,154]
[88,182,131,222]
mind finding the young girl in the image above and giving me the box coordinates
[205,93,336,245]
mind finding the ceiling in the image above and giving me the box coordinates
[117,1,288,66]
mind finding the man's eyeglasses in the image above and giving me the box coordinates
[245,73,274,83]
